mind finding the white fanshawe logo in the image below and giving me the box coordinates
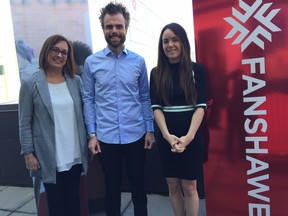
[224,0,281,52]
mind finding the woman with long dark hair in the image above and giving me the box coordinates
[150,23,207,216]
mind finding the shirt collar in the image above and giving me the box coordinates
[104,46,128,56]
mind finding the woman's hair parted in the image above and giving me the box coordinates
[38,34,77,77]
[99,2,130,29]
[154,22,197,105]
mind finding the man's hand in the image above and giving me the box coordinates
[144,132,155,149]
[88,136,101,160]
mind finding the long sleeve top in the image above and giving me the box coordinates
[82,47,154,144]
[18,70,88,183]
[150,62,207,113]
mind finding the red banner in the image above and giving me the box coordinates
[193,1,288,215]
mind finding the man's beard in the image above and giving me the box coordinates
[105,34,126,48]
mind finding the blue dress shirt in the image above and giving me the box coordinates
[82,47,154,144]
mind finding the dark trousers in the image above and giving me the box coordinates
[99,136,147,216]
[43,164,82,216]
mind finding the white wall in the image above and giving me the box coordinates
[0,0,19,104]
[88,0,195,74]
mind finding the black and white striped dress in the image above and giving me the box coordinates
[150,62,207,180]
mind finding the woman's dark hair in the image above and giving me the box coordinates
[99,2,130,29]
[154,22,197,105]
[39,34,77,77]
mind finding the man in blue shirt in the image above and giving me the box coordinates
[82,2,154,216]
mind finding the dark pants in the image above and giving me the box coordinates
[99,136,147,216]
[43,164,82,216]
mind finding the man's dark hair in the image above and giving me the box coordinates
[72,41,92,66]
[99,2,130,29]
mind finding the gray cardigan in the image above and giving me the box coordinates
[18,69,88,184]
